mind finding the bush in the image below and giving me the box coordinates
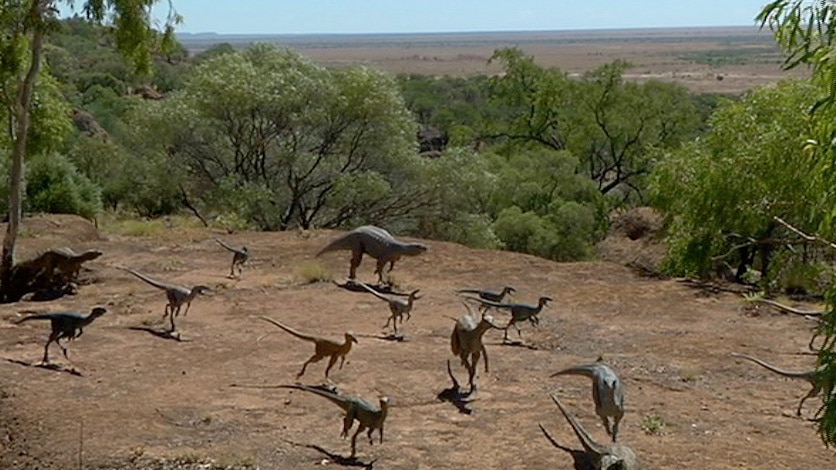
[25,152,102,219]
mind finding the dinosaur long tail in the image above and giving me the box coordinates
[456,288,484,295]
[550,364,599,379]
[14,313,54,324]
[355,280,391,302]
[278,384,350,411]
[255,316,317,343]
[215,238,238,253]
[315,233,355,257]
[731,352,812,379]
[118,266,168,290]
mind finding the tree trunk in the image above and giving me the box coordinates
[0,1,47,302]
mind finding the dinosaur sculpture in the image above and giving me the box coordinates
[317,225,428,284]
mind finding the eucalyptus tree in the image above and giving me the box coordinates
[486,48,701,200]
[126,44,428,231]
[0,0,179,301]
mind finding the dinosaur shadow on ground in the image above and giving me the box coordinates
[495,338,540,350]
[125,326,188,342]
[288,440,377,468]
[331,279,411,297]
[229,382,338,392]
[4,358,82,376]
[356,332,407,342]
[435,360,475,415]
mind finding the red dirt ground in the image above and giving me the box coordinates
[0,215,833,469]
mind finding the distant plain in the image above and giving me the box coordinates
[179,26,809,94]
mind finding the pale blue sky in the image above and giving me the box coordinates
[142,0,772,35]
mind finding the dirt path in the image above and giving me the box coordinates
[0,219,833,468]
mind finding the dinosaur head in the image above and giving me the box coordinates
[503,286,517,295]
[404,243,429,256]
[539,296,554,307]
[82,250,104,261]
[193,285,212,295]
[241,246,249,254]
[409,289,422,300]
[89,306,108,318]
[345,332,359,344]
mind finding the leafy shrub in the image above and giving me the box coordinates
[25,152,102,219]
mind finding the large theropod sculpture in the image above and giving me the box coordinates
[317,225,428,284]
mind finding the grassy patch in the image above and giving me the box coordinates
[640,413,666,436]
[99,213,209,240]
[297,260,333,283]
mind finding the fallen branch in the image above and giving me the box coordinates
[749,297,825,317]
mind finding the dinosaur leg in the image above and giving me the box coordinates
[367,426,375,445]
[797,383,822,417]
[341,408,356,438]
[324,354,340,378]
[349,251,362,280]
[298,353,324,378]
[514,322,523,337]
[229,261,235,278]
[42,335,57,364]
[374,259,387,284]
[339,354,347,370]
[350,425,366,458]
[599,413,613,437]
[469,350,482,390]
[378,424,384,444]
[612,411,623,442]
[809,332,820,351]
[182,302,191,317]
[57,337,70,360]
[480,343,490,373]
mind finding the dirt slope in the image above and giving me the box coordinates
[0,217,833,469]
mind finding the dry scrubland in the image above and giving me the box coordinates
[179,26,809,94]
[0,214,833,469]
[0,28,829,469]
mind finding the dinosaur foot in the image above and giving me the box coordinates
[380,333,406,342]
[463,387,479,401]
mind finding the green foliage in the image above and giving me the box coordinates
[409,147,500,248]
[125,44,420,231]
[0,150,102,219]
[640,414,666,436]
[649,80,819,279]
[486,147,607,260]
[25,152,102,219]
[83,0,182,74]
[297,260,333,284]
[486,48,702,200]
[397,74,491,146]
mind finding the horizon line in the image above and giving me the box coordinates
[176,24,764,37]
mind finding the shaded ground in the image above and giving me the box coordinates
[0,216,833,469]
